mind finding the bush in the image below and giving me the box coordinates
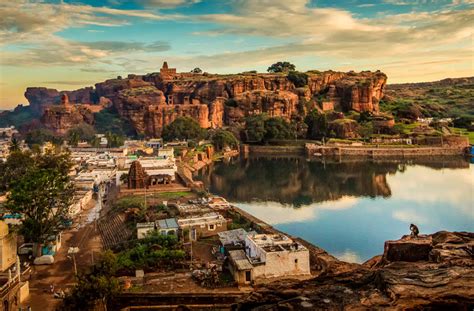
[224,98,238,107]
[287,71,308,87]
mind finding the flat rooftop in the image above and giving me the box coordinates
[218,229,258,246]
[177,213,226,226]
[248,234,307,253]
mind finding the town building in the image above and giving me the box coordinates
[218,228,256,251]
[136,222,156,239]
[228,233,310,285]
[177,213,227,241]
[136,218,179,239]
[0,221,29,310]
[156,218,179,237]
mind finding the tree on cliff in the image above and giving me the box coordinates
[161,117,206,142]
[287,71,308,87]
[267,61,296,73]
[211,130,239,151]
[191,67,203,74]
[3,150,74,249]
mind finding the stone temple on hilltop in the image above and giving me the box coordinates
[159,61,177,80]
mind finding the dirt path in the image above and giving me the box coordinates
[21,195,105,311]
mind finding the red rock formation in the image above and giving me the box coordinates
[27,64,387,137]
[40,93,99,134]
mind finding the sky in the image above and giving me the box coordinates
[0,0,473,109]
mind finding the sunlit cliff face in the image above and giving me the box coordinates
[1,0,473,109]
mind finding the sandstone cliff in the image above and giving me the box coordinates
[27,64,387,136]
[237,231,474,310]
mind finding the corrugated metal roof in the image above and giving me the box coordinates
[157,218,178,229]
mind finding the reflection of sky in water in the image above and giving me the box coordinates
[233,164,474,263]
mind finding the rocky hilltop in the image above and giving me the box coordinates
[237,231,474,310]
[25,62,387,136]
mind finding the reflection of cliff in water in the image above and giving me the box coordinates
[195,156,469,207]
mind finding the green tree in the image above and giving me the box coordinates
[25,128,62,147]
[190,67,202,74]
[305,110,328,139]
[62,251,120,311]
[67,124,96,146]
[5,165,74,246]
[2,150,74,246]
[211,129,239,151]
[244,114,266,143]
[267,61,296,73]
[105,132,125,148]
[68,131,80,147]
[8,137,20,152]
[89,136,101,148]
[263,117,294,141]
[0,150,35,192]
[287,71,308,87]
[93,107,136,137]
[161,117,206,142]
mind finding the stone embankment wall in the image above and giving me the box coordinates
[242,144,305,156]
[306,144,468,157]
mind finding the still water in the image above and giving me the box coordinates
[196,156,474,263]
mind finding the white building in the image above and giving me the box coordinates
[228,233,310,285]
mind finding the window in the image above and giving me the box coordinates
[294,259,298,263]
[245,271,251,282]
[209,224,215,230]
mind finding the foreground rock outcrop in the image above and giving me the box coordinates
[236,231,474,310]
[26,63,387,136]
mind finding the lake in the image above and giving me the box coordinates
[196,156,474,263]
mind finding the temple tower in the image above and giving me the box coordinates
[160,61,177,80]
[128,161,148,189]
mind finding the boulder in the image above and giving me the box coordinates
[383,235,432,262]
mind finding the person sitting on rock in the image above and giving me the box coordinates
[410,223,419,238]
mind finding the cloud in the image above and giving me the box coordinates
[334,249,363,263]
[0,1,173,45]
[81,40,170,52]
[134,0,201,8]
[388,166,474,218]
[237,196,359,225]
[392,209,427,224]
[0,39,170,67]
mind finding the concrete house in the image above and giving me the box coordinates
[137,222,155,239]
[228,233,310,285]
[178,213,227,241]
